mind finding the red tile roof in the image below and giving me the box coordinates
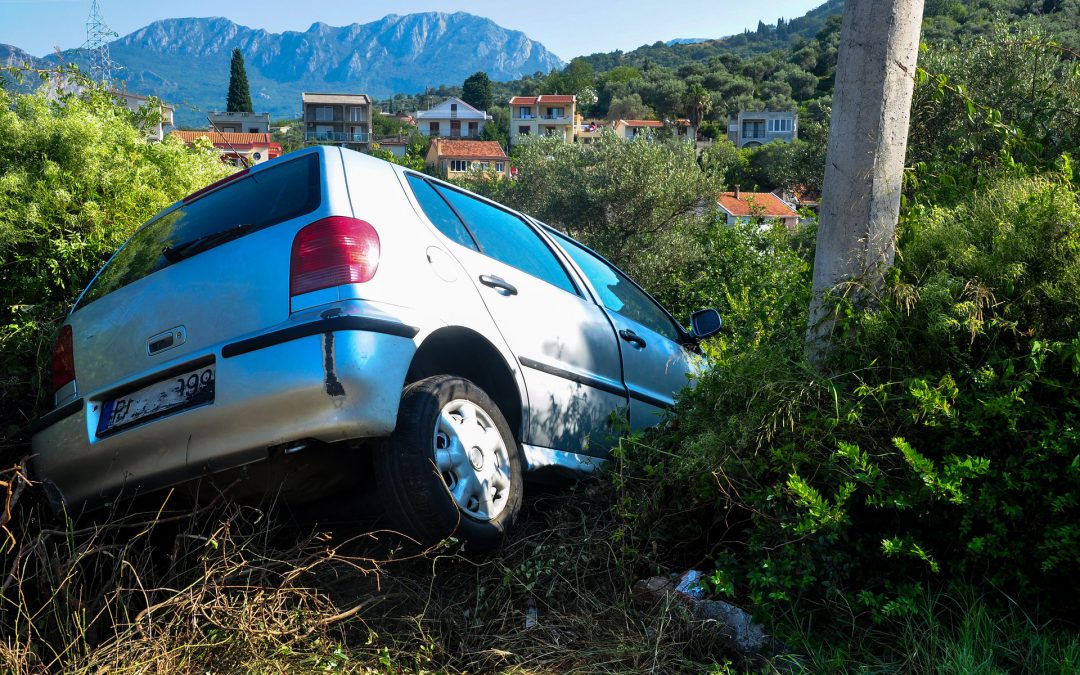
[509,94,576,105]
[171,130,273,145]
[718,191,798,218]
[621,119,664,127]
[431,139,507,160]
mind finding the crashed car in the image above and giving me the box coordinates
[32,146,721,547]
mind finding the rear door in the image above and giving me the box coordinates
[550,231,698,432]
[404,175,627,457]
[69,150,342,400]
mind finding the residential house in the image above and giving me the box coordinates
[415,97,491,139]
[727,110,798,148]
[509,95,576,145]
[611,119,664,141]
[171,130,282,167]
[574,115,608,144]
[207,111,271,134]
[302,92,371,150]
[672,118,698,143]
[376,138,410,158]
[426,139,509,178]
[717,188,799,230]
[112,91,175,141]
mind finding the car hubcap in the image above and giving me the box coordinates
[433,399,512,521]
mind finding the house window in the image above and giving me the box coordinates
[519,107,531,119]
[349,107,364,122]
[450,160,468,172]
[315,106,333,122]
[496,162,505,172]
[518,126,530,136]
[430,122,440,136]
[546,107,564,118]
[451,103,458,112]
[768,118,793,133]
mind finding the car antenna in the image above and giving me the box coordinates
[205,115,258,178]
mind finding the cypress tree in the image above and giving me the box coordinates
[226,48,253,113]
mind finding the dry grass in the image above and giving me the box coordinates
[0,463,750,674]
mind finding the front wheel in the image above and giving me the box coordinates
[374,375,523,550]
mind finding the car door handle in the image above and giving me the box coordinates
[619,329,647,349]
[479,274,518,296]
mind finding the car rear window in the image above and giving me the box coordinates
[76,153,321,309]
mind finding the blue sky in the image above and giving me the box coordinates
[0,0,825,60]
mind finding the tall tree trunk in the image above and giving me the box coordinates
[806,0,925,363]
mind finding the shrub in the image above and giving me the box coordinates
[620,172,1080,622]
[0,84,231,447]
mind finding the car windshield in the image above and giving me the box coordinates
[76,153,321,309]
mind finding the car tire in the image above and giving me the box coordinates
[375,375,523,550]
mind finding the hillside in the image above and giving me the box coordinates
[26,13,563,126]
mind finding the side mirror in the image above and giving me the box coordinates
[690,308,722,340]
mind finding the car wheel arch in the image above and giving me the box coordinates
[405,326,526,442]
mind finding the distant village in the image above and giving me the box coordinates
[122,78,804,225]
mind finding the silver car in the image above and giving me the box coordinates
[32,146,721,547]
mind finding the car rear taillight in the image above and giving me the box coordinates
[290,216,380,296]
[51,324,75,393]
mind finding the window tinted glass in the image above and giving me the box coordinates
[406,175,478,251]
[78,153,321,309]
[434,186,577,295]
[553,232,681,341]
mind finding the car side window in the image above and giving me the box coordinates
[433,185,578,296]
[553,232,682,342]
[406,174,479,251]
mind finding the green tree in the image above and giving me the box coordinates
[684,83,713,128]
[606,93,654,121]
[226,48,253,113]
[461,71,493,112]
[0,83,231,444]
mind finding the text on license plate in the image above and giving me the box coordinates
[98,364,215,434]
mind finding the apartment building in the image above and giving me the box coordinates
[509,95,576,145]
[727,110,798,148]
[415,97,491,138]
[302,92,371,150]
[207,111,270,134]
[112,91,174,141]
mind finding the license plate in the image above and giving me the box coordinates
[97,364,215,435]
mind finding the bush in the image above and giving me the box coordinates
[619,171,1080,622]
[0,85,230,446]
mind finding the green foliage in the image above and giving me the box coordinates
[461,70,493,112]
[617,172,1080,622]
[225,48,253,113]
[0,85,231,444]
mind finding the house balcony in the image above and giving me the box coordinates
[540,114,569,121]
[306,131,370,143]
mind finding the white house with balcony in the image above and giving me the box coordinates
[415,97,491,139]
[302,92,371,150]
[727,110,798,148]
[509,95,576,146]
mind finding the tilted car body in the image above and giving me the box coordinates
[32,146,719,545]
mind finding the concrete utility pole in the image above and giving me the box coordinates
[807,0,925,361]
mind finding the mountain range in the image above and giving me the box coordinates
[1,13,564,126]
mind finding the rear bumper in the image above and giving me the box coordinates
[31,324,417,511]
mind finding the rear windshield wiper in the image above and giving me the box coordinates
[162,223,258,263]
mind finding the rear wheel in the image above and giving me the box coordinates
[375,375,523,550]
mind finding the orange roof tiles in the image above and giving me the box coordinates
[509,94,576,105]
[718,191,798,218]
[431,139,508,160]
[622,119,664,127]
[171,130,273,145]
